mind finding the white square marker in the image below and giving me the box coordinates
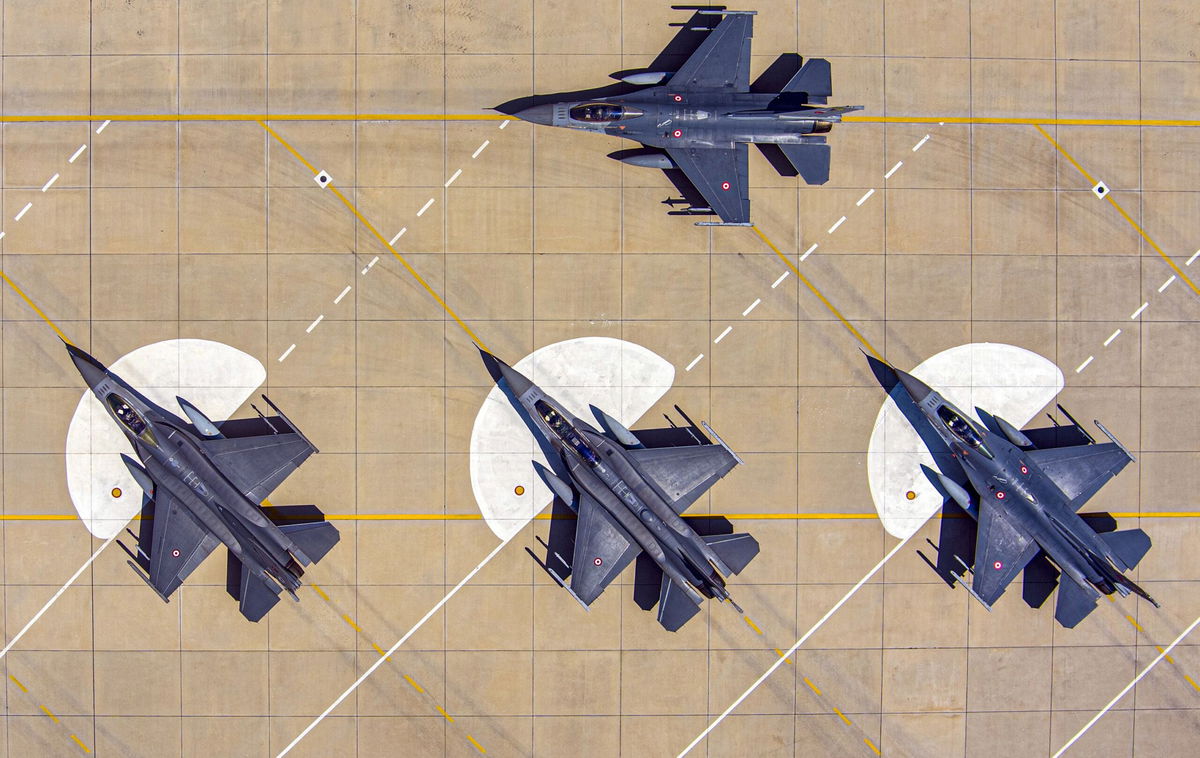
[315,170,332,187]
[1092,180,1109,199]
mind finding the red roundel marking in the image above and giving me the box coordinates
[1020,465,1029,475]
[172,549,180,557]
[996,491,1006,499]
[672,129,683,138]
[993,561,1004,570]
[673,94,683,102]
[721,181,731,191]
[594,557,603,566]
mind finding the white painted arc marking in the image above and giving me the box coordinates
[417,198,435,216]
[1104,329,1121,347]
[14,202,32,221]
[0,533,119,663]
[856,188,874,206]
[389,228,406,245]
[334,285,351,305]
[1051,613,1200,758]
[1131,302,1149,319]
[41,173,59,192]
[913,134,930,151]
[742,298,761,317]
[275,533,518,758]
[800,243,817,261]
[678,534,914,757]
[885,161,903,179]
[69,144,87,163]
[1188,249,1200,266]
[1075,356,1094,373]
[685,354,704,371]
[472,140,490,158]
[278,344,296,362]
[444,169,462,187]
[714,326,732,344]
[1158,275,1176,292]
[95,120,110,134]
[828,216,846,234]
[771,271,789,289]
[305,314,324,333]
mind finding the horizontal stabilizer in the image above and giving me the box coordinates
[783,58,832,101]
[279,519,340,566]
[1055,577,1098,628]
[702,533,759,575]
[779,143,830,185]
[657,575,702,632]
[239,564,282,623]
[1099,528,1152,572]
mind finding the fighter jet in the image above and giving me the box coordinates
[65,342,339,622]
[482,351,758,631]
[891,367,1158,628]
[506,8,862,226]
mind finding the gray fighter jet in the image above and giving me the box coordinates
[66,343,339,622]
[482,351,758,631]
[507,8,862,225]
[892,368,1158,628]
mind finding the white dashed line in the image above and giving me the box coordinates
[389,228,407,245]
[14,202,32,221]
[685,354,704,372]
[771,271,789,289]
[68,145,87,163]
[714,326,732,344]
[1158,275,1176,293]
[499,119,509,129]
[1187,249,1200,266]
[361,255,380,275]
[417,198,435,216]
[1130,302,1149,320]
[472,140,490,158]
[278,344,296,362]
[334,286,351,305]
[95,120,110,134]
[742,298,761,317]
[828,216,846,234]
[856,188,874,206]
[800,243,817,261]
[1075,356,1094,373]
[0,232,6,240]
[41,174,59,192]
[1104,329,1121,347]
[445,169,462,187]
[913,134,931,151]
[305,315,324,334]
[884,161,903,179]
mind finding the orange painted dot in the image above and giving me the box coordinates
[905,490,916,500]
[514,485,525,496]
[111,487,123,499]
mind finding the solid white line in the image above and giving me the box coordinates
[417,198,435,216]
[1187,249,1200,266]
[276,533,518,757]
[278,344,296,362]
[678,534,915,757]
[0,533,119,663]
[389,228,406,245]
[1075,356,1094,373]
[472,140,490,158]
[828,216,846,234]
[885,160,903,179]
[913,134,931,151]
[95,120,110,134]
[742,298,761,317]
[1158,275,1176,293]
[41,173,59,192]
[714,326,732,344]
[305,314,324,333]
[68,144,87,163]
[800,243,817,261]
[1130,302,1149,319]
[1104,329,1121,347]
[14,202,32,221]
[771,271,789,289]
[444,169,462,187]
[856,188,874,206]
[685,354,704,372]
[1051,613,1200,758]
[499,119,509,129]
[334,286,351,305]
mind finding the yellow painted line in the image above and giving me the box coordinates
[9,675,28,693]
[372,643,387,657]
[864,737,882,756]
[0,113,510,123]
[39,704,59,723]
[70,734,91,754]
[0,271,73,345]
[435,705,455,723]
[803,677,822,696]
[1156,646,1176,665]
[404,675,425,694]
[341,614,362,633]
[310,583,330,602]
[258,120,319,173]
[1033,124,1200,298]
[833,707,852,726]
[1183,674,1200,692]
[846,115,1200,127]
[751,225,884,361]
[744,616,763,635]
[774,648,793,664]
[1126,614,1145,633]
[467,734,487,754]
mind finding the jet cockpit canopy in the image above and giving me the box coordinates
[569,102,642,123]
[107,393,157,446]
[535,400,599,465]
[937,406,992,459]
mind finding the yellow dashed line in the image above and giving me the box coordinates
[833,707,852,726]
[803,677,822,696]
[9,674,28,693]
[372,643,387,657]
[1126,615,1145,633]
[1156,646,1176,664]
[39,704,59,723]
[467,735,487,753]
[70,734,91,753]
[864,737,882,756]
[436,705,455,723]
[310,583,330,602]
[1183,674,1200,692]
[341,614,362,633]
[744,616,763,635]
[774,648,793,665]
[404,675,425,694]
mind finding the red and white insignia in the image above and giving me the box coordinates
[996,491,1006,499]
[673,94,683,102]
[594,557,603,566]
[672,129,683,138]
[721,181,731,191]
[172,549,180,557]
[993,561,1003,570]
[1020,465,1029,475]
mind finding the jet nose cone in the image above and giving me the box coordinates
[894,369,933,403]
[477,348,535,397]
[513,103,555,126]
[65,342,109,389]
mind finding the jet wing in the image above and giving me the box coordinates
[145,493,221,600]
[668,13,753,91]
[570,493,642,606]
[200,430,316,503]
[971,500,1041,607]
[626,443,740,515]
[1026,443,1132,510]
[666,143,750,224]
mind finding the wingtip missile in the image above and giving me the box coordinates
[177,396,222,438]
[120,453,155,496]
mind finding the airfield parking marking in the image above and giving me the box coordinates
[742,298,761,316]
[94,119,109,133]
[685,353,704,371]
[9,671,92,753]
[884,161,903,179]
[856,188,874,206]
[912,134,930,151]
[14,202,32,221]
[305,314,324,333]
[1159,275,1176,293]
[388,227,406,245]
[41,173,59,192]
[801,242,818,261]
[472,139,490,158]
[445,168,463,187]
[771,271,789,288]
[1131,302,1149,320]
[713,326,732,344]
[1104,329,1121,346]
[1075,356,1094,373]
[417,197,435,216]
[277,344,296,362]
[828,215,846,234]
[68,144,86,162]
[333,285,352,304]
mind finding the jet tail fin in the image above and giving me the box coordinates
[702,533,760,575]
[1054,576,1099,629]
[778,143,830,185]
[278,518,340,566]
[238,563,282,622]
[657,575,703,632]
[783,58,832,102]
[1098,528,1152,572]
